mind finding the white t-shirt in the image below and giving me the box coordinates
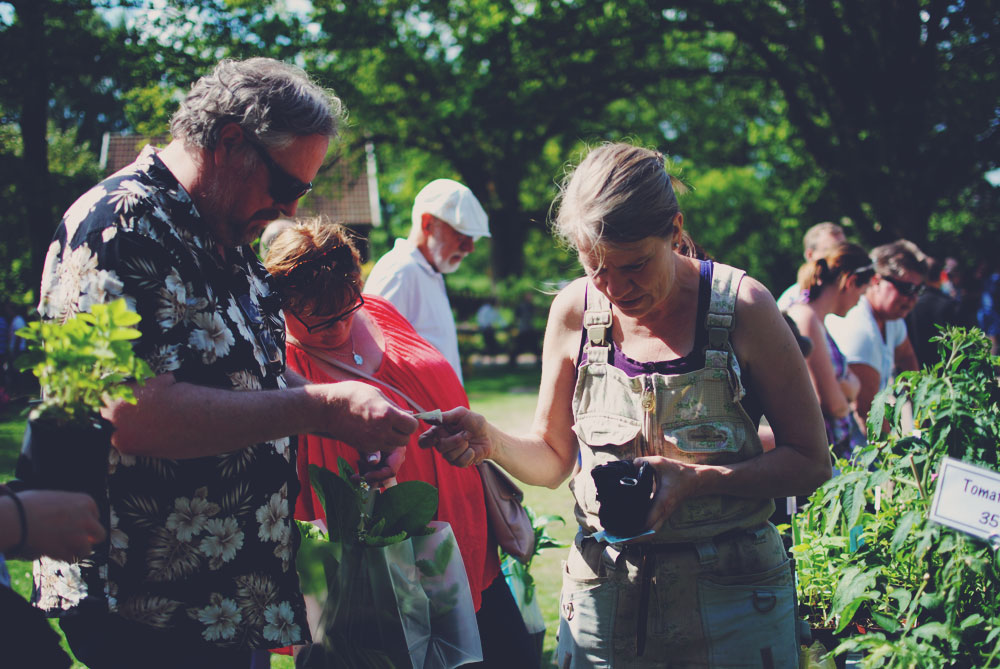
[364,238,463,382]
[825,296,908,391]
[776,283,802,311]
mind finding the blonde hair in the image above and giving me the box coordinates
[552,142,694,259]
[263,218,362,317]
[798,242,871,299]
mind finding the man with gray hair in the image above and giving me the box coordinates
[364,178,491,382]
[776,221,847,310]
[36,58,416,667]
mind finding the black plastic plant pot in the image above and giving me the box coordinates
[15,415,113,515]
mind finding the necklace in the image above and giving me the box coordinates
[350,331,364,366]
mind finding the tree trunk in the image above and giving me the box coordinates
[19,0,52,291]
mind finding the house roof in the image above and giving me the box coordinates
[99,133,381,227]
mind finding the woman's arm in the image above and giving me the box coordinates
[787,304,852,419]
[419,280,587,488]
[639,277,832,530]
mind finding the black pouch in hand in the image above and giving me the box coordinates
[591,459,655,538]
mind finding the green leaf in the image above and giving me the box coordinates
[832,566,877,618]
[371,480,438,538]
[911,621,951,641]
[309,464,362,545]
[890,510,921,553]
[871,611,901,633]
[960,613,985,630]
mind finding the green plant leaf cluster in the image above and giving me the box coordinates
[308,459,438,549]
[793,327,1000,667]
[17,298,153,425]
[501,505,567,606]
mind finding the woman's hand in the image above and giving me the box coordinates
[840,369,861,403]
[417,406,493,467]
[633,455,700,532]
[357,447,406,487]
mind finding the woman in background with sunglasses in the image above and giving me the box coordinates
[785,242,873,459]
[263,219,536,667]
[826,240,928,433]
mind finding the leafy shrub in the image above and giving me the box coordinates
[793,327,1000,667]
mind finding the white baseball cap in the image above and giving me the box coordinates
[411,178,491,239]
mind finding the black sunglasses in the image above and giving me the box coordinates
[291,290,365,333]
[246,139,313,203]
[880,274,925,297]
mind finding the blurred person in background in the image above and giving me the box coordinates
[365,179,491,383]
[785,243,873,459]
[776,221,847,310]
[905,256,963,368]
[826,240,927,429]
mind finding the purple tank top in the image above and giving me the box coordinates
[579,259,764,425]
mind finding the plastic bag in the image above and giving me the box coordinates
[299,521,482,669]
[501,556,545,635]
[368,521,482,669]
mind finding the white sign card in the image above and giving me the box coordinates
[929,456,1000,543]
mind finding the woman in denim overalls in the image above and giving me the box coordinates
[420,143,832,668]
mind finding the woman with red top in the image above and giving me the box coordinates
[264,218,535,667]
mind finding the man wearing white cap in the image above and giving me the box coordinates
[364,178,490,382]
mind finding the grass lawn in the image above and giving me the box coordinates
[0,364,568,667]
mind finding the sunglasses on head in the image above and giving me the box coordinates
[880,274,925,297]
[851,264,876,284]
[291,289,365,333]
[245,138,313,203]
[281,245,357,291]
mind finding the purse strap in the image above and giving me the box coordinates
[286,334,428,414]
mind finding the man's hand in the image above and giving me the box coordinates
[11,490,106,562]
[417,406,492,467]
[313,381,418,454]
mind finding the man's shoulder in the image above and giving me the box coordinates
[366,244,428,294]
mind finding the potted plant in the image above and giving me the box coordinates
[792,326,1000,667]
[14,298,152,510]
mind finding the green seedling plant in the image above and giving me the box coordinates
[296,459,439,668]
[17,299,153,424]
[793,327,1000,667]
[502,505,567,607]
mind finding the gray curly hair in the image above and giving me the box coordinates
[170,58,344,151]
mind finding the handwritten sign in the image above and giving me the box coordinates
[929,457,1000,544]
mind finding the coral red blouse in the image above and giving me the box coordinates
[287,295,500,610]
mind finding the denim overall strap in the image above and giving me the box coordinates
[704,263,748,401]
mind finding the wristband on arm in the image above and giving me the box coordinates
[0,484,27,556]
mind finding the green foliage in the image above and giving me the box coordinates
[16,298,153,425]
[501,505,567,606]
[308,459,438,548]
[793,327,1000,667]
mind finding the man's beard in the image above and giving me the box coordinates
[200,168,279,247]
[428,239,466,274]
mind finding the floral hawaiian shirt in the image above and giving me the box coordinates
[33,146,308,649]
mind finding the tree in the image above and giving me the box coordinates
[0,1,150,293]
[295,0,726,277]
[658,0,1000,248]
